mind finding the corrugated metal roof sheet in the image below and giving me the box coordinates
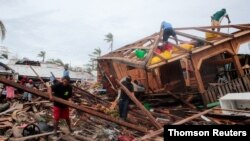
[8,64,94,80]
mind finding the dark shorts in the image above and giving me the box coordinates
[53,106,69,121]
[163,28,176,42]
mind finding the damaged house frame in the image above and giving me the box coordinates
[98,24,250,105]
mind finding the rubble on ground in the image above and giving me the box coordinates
[0,78,249,141]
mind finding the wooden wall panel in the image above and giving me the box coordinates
[159,61,186,92]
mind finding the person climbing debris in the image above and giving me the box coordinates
[160,21,178,45]
[211,8,231,32]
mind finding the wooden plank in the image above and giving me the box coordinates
[230,81,237,92]
[203,91,210,105]
[217,86,224,97]
[172,107,216,125]
[226,72,231,81]
[99,57,145,68]
[191,57,205,94]
[175,31,214,45]
[173,24,247,30]
[224,83,230,94]
[211,87,219,101]
[236,78,245,92]
[231,81,237,92]
[207,88,215,103]
[117,80,162,129]
[238,77,246,92]
[115,47,150,53]
[231,25,250,30]
[232,55,244,77]
[241,76,249,91]
[234,78,242,93]
[242,76,250,91]
[194,27,234,37]
[207,89,214,103]
[145,34,162,67]
[221,85,227,96]
[209,87,216,102]
[227,82,233,92]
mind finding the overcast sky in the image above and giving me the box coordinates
[0,0,250,67]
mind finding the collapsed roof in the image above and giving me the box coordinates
[100,24,250,70]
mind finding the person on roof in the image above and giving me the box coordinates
[211,8,231,32]
[161,21,178,45]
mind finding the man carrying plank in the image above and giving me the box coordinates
[48,76,73,136]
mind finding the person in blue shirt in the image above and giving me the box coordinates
[63,65,69,77]
[161,21,178,45]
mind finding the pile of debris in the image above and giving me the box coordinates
[0,77,250,141]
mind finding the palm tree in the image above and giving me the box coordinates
[89,47,102,58]
[37,51,46,62]
[104,33,114,51]
[88,47,102,70]
[0,20,6,41]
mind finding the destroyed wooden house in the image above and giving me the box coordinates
[98,24,250,105]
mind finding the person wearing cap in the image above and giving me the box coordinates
[119,75,134,121]
[160,21,178,45]
[48,76,73,136]
[211,8,231,32]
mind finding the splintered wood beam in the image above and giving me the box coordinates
[145,33,162,67]
[175,31,214,45]
[98,57,145,68]
[0,77,147,133]
[115,47,150,52]
[194,27,234,37]
[231,25,250,30]
[172,107,216,125]
[174,24,249,30]
[117,80,162,129]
